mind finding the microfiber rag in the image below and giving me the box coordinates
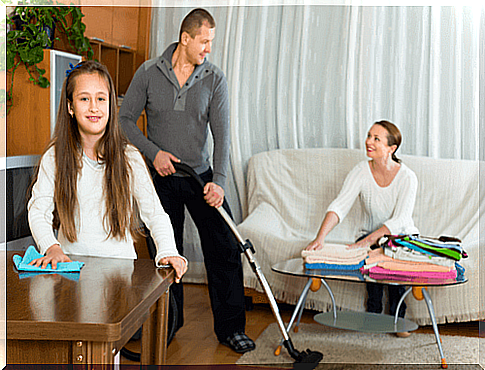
[13,245,85,273]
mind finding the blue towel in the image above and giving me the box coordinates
[305,259,365,270]
[13,245,85,273]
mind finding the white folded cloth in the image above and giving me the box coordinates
[301,243,368,264]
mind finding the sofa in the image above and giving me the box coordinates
[237,148,484,325]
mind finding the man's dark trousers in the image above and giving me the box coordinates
[150,167,246,341]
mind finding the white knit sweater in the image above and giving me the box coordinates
[28,145,185,267]
[327,160,419,238]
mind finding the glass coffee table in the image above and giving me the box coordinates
[272,258,467,369]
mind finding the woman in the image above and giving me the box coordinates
[28,60,187,282]
[306,120,418,336]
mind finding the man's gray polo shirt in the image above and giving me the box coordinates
[119,43,230,188]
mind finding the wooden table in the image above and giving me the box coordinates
[6,250,173,368]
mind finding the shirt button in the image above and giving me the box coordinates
[185,83,189,86]
[195,76,199,79]
[205,70,209,73]
[169,68,172,71]
[178,96,181,99]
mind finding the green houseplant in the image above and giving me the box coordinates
[6,5,94,113]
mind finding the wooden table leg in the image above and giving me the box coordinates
[141,287,170,365]
[86,341,116,369]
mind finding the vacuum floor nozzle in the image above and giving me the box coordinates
[293,349,323,370]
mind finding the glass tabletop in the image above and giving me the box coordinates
[272,258,467,287]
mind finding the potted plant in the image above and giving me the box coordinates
[6,5,94,113]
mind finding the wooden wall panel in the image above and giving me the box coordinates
[7,51,51,156]
[112,7,139,50]
[81,6,114,44]
[137,7,152,69]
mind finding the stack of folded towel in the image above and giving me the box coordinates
[360,235,466,281]
[301,243,368,270]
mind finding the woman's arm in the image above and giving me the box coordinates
[305,211,339,250]
[306,163,365,250]
[384,169,418,234]
[346,224,390,249]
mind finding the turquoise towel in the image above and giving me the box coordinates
[13,245,85,273]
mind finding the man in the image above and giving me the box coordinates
[119,8,255,354]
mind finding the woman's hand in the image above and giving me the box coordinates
[346,239,371,250]
[29,244,72,270]
[160,256,188,283]
[305,239,324,251]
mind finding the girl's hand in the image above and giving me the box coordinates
[29,244,72,270]
[305,239,324,251]
[160,256,188,283]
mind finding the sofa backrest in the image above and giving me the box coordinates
[245,148,480,243]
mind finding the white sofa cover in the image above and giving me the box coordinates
[237,148,484,325]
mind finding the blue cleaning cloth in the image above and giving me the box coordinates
[13,245,85,273]
[18,271,82,281]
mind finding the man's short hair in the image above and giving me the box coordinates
[179,8,216,41]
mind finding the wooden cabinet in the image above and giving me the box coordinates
[89,39,136,97]
[81,6,151,71]
[7,50,52,157]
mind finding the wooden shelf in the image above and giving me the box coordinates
[89,39,136,97]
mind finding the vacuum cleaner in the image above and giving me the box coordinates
[122,163,323,369]
[173,162,323,368]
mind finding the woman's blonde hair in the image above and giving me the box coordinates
[33,60,140,242]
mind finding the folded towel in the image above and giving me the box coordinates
[305,260,365,270]
[383,246,455,267]
[363,265,457,280]
[364,248,453,272]
[303,255,367,265]
[303,266,365,281]
[13,245,85,273]
[301,243,368,260]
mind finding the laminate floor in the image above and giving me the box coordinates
[121,283,480,366]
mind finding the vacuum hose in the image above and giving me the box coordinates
[172,162,323,369]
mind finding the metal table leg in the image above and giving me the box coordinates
[422,288,448,369]
[274,278,312,355]
[320,278,337,321]
[275,277,338,355]
[394,287,413,325]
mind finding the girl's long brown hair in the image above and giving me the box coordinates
[33,60,140,242]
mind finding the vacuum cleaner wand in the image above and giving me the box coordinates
[173,162,323,369]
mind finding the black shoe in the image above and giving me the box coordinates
[220,332,256,354]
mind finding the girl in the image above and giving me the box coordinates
[306,121,419,336]
[28,60,187,282]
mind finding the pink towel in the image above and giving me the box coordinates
[364,265,457,280]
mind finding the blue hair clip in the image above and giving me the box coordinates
[65,62,82,78]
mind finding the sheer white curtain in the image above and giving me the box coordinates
[150,5,481,282]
